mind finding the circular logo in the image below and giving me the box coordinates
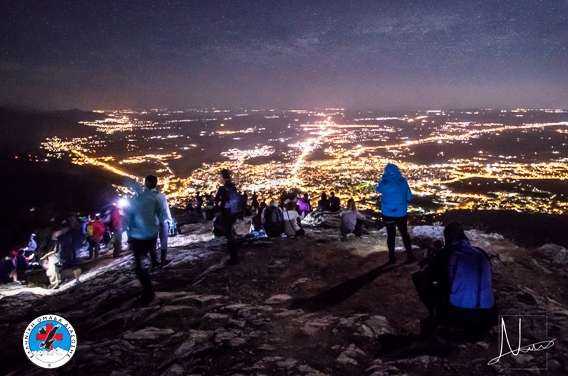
[23,314,77,369]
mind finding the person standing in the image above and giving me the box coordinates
[156,188,173,266]
[195,192,204,220]
[87,214,105,260]
[214,169,242,265]
[107,204,124,258]
[125,175,165,304]
[376,163,414,264]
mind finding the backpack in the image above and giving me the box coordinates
[449,241,494,310]
[225,186,243,215]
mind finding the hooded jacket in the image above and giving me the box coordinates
[448,239,494,310]
[125,188,165,240]
[376,164,412,217]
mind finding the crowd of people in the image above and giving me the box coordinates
[2,163,496,336]
[0,182,174,291]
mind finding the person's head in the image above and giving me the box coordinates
[285,200,295,211]
[330,192,335,198]
[303,193,309,200]
[321,192,327,200]
[145,175,158,190]
[444,222,468,246]
[347,198,356,211]
[382,163,403,180]
[219,169,232,183]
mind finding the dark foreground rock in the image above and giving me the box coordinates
[1,222,567,375]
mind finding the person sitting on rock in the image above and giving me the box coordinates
[262,200,284,237]
[413,223,495,336]
[283,200,304,237]
[297,193,312,218]
[340,199,365,239]
[329,192,341,212]
[317,192,330,211]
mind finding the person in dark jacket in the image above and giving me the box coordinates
[317,192,330,211]
[376,163,414,263]
[214,169,241,265]
[329,192,341,212]
[413,223,495,336]
[262,200,284,237]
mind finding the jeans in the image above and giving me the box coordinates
[383,215,412,260]
[130,237,157,297]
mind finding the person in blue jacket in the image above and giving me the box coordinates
[376,163,414,263]
[125,175,165,304]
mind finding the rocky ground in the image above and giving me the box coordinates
[1,216,568,375]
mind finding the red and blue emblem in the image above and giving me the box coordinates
[23,314,77,369]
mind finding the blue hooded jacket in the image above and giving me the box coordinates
[448,239,494,309]
[376,163,412,217]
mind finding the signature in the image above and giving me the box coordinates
[488,317,556,365]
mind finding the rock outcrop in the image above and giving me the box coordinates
[1,219,567,375]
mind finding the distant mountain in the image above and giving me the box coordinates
[0,106,102,156]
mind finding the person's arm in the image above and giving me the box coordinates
[261,208,267,224]
[161,195,173,223]
[376,180,383,194]
[406,181,412,202]
[155,196,166,224]
[214,187,223,207]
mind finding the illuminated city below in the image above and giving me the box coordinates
[40,107,568,215]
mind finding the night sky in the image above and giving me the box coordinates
[1,0,567,110]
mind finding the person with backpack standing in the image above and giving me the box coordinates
[376,163,414,264]
[214,169,242,265]
[262,200,284,238]
[87,214,105,260]
[125,175,165,304]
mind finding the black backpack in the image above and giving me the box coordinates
[224,185,243,215]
